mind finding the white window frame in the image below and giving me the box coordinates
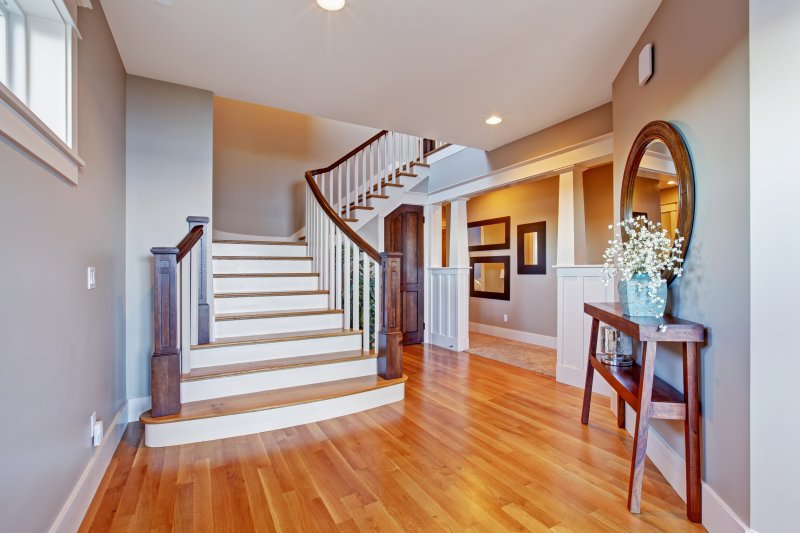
[0,0,84,185]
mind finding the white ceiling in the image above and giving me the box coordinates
[101,0,660,150]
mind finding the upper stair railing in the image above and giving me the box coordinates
[150,216,210,417]
[305,130,436,380]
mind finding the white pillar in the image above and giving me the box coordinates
[557,165,587,265]
[449,198,470,268]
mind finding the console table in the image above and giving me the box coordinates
[581,302,704,523]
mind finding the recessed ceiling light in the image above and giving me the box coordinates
[317,0,345,11]
[667,180,677,185]
[485,115,503,125]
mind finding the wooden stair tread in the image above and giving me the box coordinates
[215,308,343,321]
[395,171,417,178]
[191,328,364,350]
[214,290,328,299]
[213,239,306,246]
[214,273,318,278]
[342,217,359,223]
[410,161,430,168]
[183,350,376,381]
[141,374,408,424]
[366,193,389,200]
[212,256,311,261]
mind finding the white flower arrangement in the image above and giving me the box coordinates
[602,216,684,311]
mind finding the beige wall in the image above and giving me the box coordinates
[631,176,661,222]
[213,97,378,237]
[429,103,612,193]
[0,4,127,532]
[125,76,214,399]
[612,0,750,522]
[582,163,614,264]
[467,177,559,338]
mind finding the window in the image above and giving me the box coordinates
[0,0,81,183]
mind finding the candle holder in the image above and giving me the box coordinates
[599,326,634,367]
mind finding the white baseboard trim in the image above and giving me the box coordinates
[127,396,151,422]
[621,403,749,533]
[469,322,557,349]
[48,400,128,533]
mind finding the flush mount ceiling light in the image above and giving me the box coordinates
[317,0,345,11]
[667,180,677,185]
[485,115,503,125]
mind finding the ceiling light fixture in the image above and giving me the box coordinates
[317,0,345,11]
[485,115,503,125]
[667,180,677,185]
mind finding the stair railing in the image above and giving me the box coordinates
[305,130,434,380]
[150,216,210,417]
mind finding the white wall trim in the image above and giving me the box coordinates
[126,396,152,422]
[469,321,557,349]
[0,83,85,185]
[426,144,467,164]
[619,402,749,533]
[47,400,128,533]
[428,133,613,203]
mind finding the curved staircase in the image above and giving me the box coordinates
[140,131,440,447]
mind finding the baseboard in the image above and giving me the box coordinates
[430,332,468,352]
[127,396,151,422]
[621,403,749,533]
[469,322,557,349]
[47,401,128,533]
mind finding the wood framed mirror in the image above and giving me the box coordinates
[517,222,546,275]
[621,121,695,285]
[468,216,511,251]
[470,256,510,300]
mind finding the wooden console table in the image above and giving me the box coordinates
[581,302,704,523]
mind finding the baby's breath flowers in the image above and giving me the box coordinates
[602,216,684,316]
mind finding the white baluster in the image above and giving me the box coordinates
[334,227,341,309]
[362,253,369,350]
[337,165,343,218]
[346,159,351,220]
[373,258,380,350]
[343,236,351,329]
[328,218,335,308]
[362,145,367,207]
[352,241,360,332]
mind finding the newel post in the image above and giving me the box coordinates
[151,247,181,417]
[187,216,211,344]
[378,252,403,379]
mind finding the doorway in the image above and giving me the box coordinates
[384,204,425,344]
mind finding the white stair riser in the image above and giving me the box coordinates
[212,243,308,257]
[190,334,363,368]
[213,276,318,293]
[214,293,329,314]
[215,313,342,338]
[182,358,377,402]
[144,383,405,447]
[213,259,312,274]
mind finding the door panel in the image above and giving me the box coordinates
[385,204,424,344]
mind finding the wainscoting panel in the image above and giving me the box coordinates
[555,265,614,395]
[429,267,470,352]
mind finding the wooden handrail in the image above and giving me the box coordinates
[309,130,388,176]
[176,224,203,262]
[305,170,381,262]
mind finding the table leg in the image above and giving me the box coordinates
[617,394,626,429]
[628,341,657,514]
[581,318,600,424]
[683,342,702,523]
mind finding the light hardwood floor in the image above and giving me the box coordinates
[80,344,703,532]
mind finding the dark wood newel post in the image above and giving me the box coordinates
[378,252,403,379]
[151,247,181,417]
[187,216,211,344]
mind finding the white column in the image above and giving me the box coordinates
[440,197,470,352]
[448,198,470,268]
[425,203,444,344]
[557,165,587,265]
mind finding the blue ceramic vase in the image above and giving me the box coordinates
[618,273,667,317]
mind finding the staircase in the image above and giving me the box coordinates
[139,132,439,447]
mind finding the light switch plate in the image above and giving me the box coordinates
[638,43,653,86]
[87,267,96,290]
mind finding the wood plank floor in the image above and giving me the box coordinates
[80,344,704,532]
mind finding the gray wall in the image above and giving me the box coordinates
[612,0,750,522]
[749,1,800,531]
[125,76,213,399]
[467,176,560,338]
[213,97,378,238]
[0,3,127,532]
[429,103,612,193]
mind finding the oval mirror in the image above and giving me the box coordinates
[620,121,695,285]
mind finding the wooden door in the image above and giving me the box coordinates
[384,204,425,344]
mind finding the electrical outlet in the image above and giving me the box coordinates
[503,314,508,322]
[90,412,96,438]
[87,267,96,290]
